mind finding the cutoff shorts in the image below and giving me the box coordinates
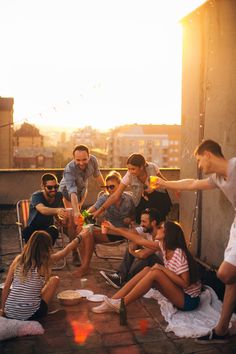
[224,218,236,267]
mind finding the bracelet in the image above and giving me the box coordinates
[75,234,82,244]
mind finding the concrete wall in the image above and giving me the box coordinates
[181,0,236,267]
[0,168,180,223]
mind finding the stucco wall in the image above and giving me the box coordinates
[181,0,236,267]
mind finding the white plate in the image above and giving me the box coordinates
[87,294,105,302]
[75,289,94,298]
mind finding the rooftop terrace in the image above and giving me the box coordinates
[1,225,236,354]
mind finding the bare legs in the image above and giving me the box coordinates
[73,230,94,277]
[215,261,236,335]
[41,276,60,305]
[63,198,81,265]
[73,227,123,277]
[112,266,185,309]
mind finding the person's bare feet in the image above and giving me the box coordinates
[72,266,88,277]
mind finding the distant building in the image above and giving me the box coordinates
[106,124,181,168]
[14,147,56,168]
[13,123,56,168]
[14,122,44,148]
[0,97,14,168]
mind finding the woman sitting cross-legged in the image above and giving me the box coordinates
[1,230,85,321]
[92,220,202,314]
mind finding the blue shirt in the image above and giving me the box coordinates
[28,190,63,228]
[59,155,101,202]
[94,192,135,228]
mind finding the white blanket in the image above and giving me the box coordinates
[0,316,44,340]
[143,286,236,338]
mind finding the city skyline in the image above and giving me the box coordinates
[0,0,206,131]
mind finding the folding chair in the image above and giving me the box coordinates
[16,199,66,270]
[94,239,127,261]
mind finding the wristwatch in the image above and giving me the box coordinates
[75,234,82,244]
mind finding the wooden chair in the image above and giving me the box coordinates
[16,199,66,270]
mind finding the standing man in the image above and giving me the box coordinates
[23,173,66,245]
[156,139,236,344]
[100,208,163,288]
[59,144,105,265]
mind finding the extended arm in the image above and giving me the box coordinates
[157,177,214,191]
[92,183,126,218]
[35,203,66,219]
[104,221,160,251]
[51,231,87,262]
[131,246,156,259]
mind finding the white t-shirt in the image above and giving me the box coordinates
[207,157,236,212]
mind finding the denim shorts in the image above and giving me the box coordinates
[181,293,200,312]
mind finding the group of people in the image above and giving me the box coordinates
[1,139,236,345]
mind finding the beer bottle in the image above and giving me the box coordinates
[119,298,127,326]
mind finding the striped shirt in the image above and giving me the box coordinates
[5,266,45,320]
[159,243,201,298]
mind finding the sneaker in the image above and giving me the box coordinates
[92,300,116,314]
[195,329,229,344]
[100,271,122,289]
[104,297,121,313]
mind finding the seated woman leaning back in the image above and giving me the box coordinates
[92,220,202,314]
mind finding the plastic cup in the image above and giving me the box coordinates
[149,176,159,189]
[80,278,88,288]
[82,224,94,233]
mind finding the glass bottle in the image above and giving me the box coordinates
[119,298,127,326]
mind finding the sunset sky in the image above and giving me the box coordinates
[0,0,206,131]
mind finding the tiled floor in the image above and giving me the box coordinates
[0,225,236,354]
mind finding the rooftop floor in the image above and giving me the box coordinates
[0,225,236,354]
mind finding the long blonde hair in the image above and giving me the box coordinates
[15,230,53,281]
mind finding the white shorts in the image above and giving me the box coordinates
[224,219,236,267]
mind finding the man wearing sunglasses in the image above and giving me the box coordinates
[72,171,135,277]
[22,173,66,245]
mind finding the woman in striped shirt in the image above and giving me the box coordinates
[93,221,201,313]
[1,230,83,321]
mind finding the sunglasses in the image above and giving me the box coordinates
[45,184,59,191]
[105,185,115,190]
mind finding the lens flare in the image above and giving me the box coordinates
[139,319,148,335]
[71,320,94,345]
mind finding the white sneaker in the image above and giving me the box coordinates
[92,301,116,314]
[104,297,121,313]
